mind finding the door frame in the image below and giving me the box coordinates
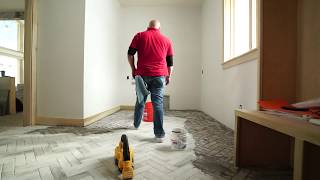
[23,0,37,126]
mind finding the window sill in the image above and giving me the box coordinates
[0,47,24,59]
[222,48,259,69]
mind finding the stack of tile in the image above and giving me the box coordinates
[164,95,170,111]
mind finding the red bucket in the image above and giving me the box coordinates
[143,102,153,122]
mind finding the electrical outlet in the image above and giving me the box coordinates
[201,68,204,78]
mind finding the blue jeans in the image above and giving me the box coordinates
[134,76,165,138]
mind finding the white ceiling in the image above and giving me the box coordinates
[119,0,205,7]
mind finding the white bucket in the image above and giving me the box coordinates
[171,128,187,150]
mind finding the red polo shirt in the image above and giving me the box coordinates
[129,28,174,76]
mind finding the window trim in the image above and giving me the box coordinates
[222,0,260,69]
[0,47,24,59]
[222,48,259,69]
[17,20,24,52]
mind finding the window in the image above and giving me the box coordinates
[224,0,257,63]
[0,55,20,80]
[0,20,24,85]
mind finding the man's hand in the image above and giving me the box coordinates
[165,76,170,85]
[132,69,136,79]
[166,66,173,85]
[128,54,136,78]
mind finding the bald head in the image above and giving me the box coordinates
[149,20,161,29]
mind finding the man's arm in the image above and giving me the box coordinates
[166,55,173,85]
[127,54,136,78]
[167,66,173,77]
[128,47,138,78]
[166,66,173,85]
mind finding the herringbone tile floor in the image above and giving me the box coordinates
[0,111,214,180]
[168,111,292,180]
[0,110,292,180]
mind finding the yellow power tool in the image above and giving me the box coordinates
[114,134,134,179]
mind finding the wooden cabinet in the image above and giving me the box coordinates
[235,110,320,180]
[296,0,320,101]
[260,0,298,103]
[260,0,320,102]
[0,77,16,114]
[237,1,320,179]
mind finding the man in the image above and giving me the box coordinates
[127,20,174,143]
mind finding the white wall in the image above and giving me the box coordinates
[35,0,258,126]
[0,0,24,11]
[119,0,204,7]
[37,0,85,119]
[83,0,121,118]
[201,0,258,129]
[119,6,202,110]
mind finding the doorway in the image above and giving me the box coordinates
[0,0,36,126]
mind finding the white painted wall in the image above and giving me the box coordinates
[119,0,204,7]
[35,0,258,126]
[83,0,121,118]
[119,6,202,110]
[201,0,258,129]
[0,0,24,11]
[37,0,85,119]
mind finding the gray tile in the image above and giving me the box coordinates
[0,110,291,180]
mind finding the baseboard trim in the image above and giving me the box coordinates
[84,106,121,126]
[120,105,135,110]
[36,116,84,126]
[36,105,134,127]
